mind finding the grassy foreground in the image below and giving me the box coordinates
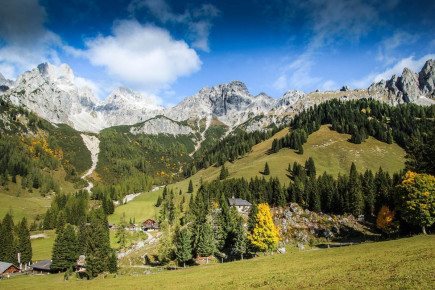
[3,235,434,289]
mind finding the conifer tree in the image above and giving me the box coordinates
[51,228,67,271]
[247,203,258,234]
[232,216,247,260]
[305,157,316,177]
[362,169,376,216]
[116,213,127,248]
[196,223,216,263]
[348,163,364,216]
[188,180,194,193]
[263,162,270,175]
[17,217,32,265]
[56,210,66,234]
[108,251,118,273]
[176,227,193,267]
[51,224,78,271]
[219,164,229,180]
[85,209,111,278]
[0,213,16,264]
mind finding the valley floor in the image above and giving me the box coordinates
[3,235,434,289]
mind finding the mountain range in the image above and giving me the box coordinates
[1,60,434,137]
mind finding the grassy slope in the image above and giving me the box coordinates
[30,230,56,261]
[109,125,405,224]
[0,169,79,224]
[4,235,434,289]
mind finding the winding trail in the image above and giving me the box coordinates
[80,134,100,193]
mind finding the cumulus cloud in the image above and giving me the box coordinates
[128,0,219,51]
[0,0,61,78]
[351,54,435,88]
[373,54,435,82]
[81,20,201,91]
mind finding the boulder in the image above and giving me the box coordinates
[297,243,305,250]
[277,247,286,254]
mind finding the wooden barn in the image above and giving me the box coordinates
[0,262,19,277]
[142,218,160,231]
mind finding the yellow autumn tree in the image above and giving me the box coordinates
[376,205,399,235]
[396,171,435,234]
[247,203,280,253]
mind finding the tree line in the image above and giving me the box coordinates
[271,99,434,156]
[0,214,32,267]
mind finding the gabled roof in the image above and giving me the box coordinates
[32,260,52,271]
[228,197,252,207]
[0,261,18,274]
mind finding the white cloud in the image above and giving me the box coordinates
[81,20,201,91]
[0,0,61,77]
[74,76,105,99]
[128,0,219,51]
[373,54,435,82]
[321,80,337,91]
[273,75,287,91]
[351,54,435,88]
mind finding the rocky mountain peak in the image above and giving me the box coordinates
[368,59,435,106]
[0,73,14,90]
[419,59,435,95]
[37,62,74,84]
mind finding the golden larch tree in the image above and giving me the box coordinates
[247,203,280,253]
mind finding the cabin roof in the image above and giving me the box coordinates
[228,197,252,207]
[0,262,18,274]
[32,260,52,271]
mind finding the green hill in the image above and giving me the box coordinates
[0,101,91,223]
[109,124,406,224]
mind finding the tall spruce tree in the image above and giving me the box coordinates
[196,223,216,263]
[51,224,78,271]
[348,163,364,216]
[0,213,17,264]
[219,164,229,180]
[232,216,247,260]
[305,157,316,178]
[85,209,112,278]
[263,162,270,175]
[176,227,193,267]
[187,180,194,193]
[17,217,32,265]
[51,228,67,271]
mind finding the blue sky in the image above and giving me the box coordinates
[0,0,434,106]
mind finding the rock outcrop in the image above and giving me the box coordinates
[368,59,435,106]
[130,116,194,136]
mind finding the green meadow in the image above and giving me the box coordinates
[3,235,434,289]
